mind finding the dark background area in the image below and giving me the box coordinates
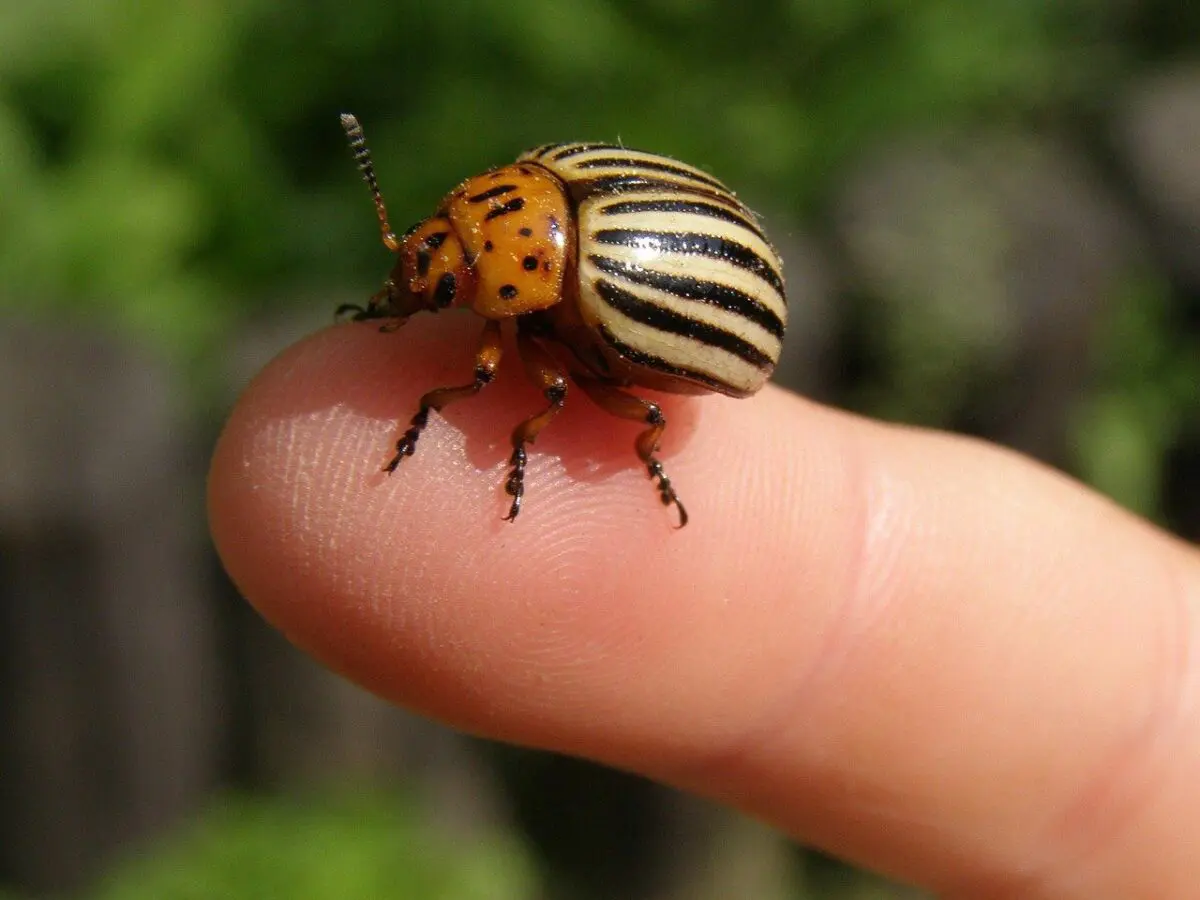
[0,2,1196,897]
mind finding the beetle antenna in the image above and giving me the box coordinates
[340,113,401,253]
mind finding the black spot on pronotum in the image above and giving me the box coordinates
[519,227,533,237]
[499,284,519,300]
[416,249,431,276]
[424,231,449,249]
[434,272,457,307]
[522,255,538,271]
[484,197,525,221]
[484,240,495,252]
[468,184,516,203]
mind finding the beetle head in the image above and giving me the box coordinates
[337,113,474,323]
[338,217,476,323]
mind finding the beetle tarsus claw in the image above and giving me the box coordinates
[502,499,522,522]
[502,445,527,521]
[384,408,431,472]
[645,459,687,527]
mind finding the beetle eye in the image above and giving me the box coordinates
[434,272,457,308]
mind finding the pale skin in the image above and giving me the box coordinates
[208,314,1200,898]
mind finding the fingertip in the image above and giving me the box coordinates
[205,317,740,718]
[208,315,1200,896]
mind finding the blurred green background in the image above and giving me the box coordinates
[1,1,1196,898]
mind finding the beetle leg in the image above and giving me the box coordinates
[384,319,502,473]
[503,329,569,522]
[570,374,688,528]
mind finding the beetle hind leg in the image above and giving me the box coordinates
[571,374,688,528]
[637,411,689,528]
[384,319,502,472]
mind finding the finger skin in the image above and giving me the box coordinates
[208,319,1200,898]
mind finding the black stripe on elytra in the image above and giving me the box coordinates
[533,142,570,158]
[598,196,767,242]
[551,142,623,161]
[572,156,729,193]
[484,197,526,221]
[592,228,784,298]
[589,254,784,340]
[593,278,774,370]
[468,184,517,204]
[596,326,736,395]
[565,174,745,210]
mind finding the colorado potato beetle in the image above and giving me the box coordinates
[338,113,787,527]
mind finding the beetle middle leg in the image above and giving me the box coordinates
[384,319,502,473]
[503,328,569,521]
[571,374,688,528]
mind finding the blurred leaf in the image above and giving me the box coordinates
[88,788,537,900]
[1071,272,1185,517]
[2,0,1144,370]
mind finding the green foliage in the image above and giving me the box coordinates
[0,0,1143,368]
[1072,272,1200,519]
[0,3,1193,897]
[86,789,537,900]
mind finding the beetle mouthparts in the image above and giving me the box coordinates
[335,282,408,323]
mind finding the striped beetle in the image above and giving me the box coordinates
[338,114,787,527]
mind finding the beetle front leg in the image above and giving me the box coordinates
[384,319,503,473]
[503,329,568,521]
[571,374,688,528]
